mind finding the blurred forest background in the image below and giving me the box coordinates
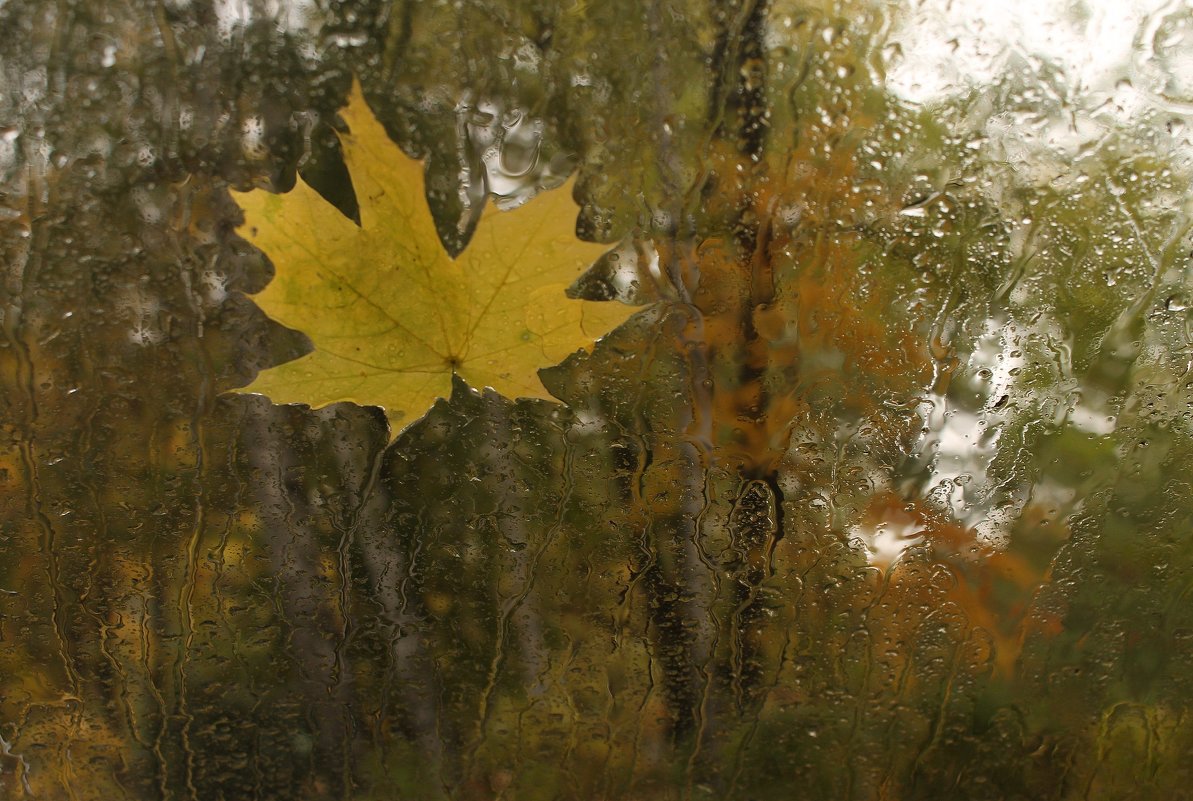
[4,0,1193,798]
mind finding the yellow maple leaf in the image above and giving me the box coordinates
[232,88,633,429]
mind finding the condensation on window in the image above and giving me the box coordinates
[2,1,1192,799]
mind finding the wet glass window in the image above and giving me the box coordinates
[3,0,1193,798]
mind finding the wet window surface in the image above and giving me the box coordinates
[3,0,1193,798]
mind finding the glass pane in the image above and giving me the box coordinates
[3,0,1192,798]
